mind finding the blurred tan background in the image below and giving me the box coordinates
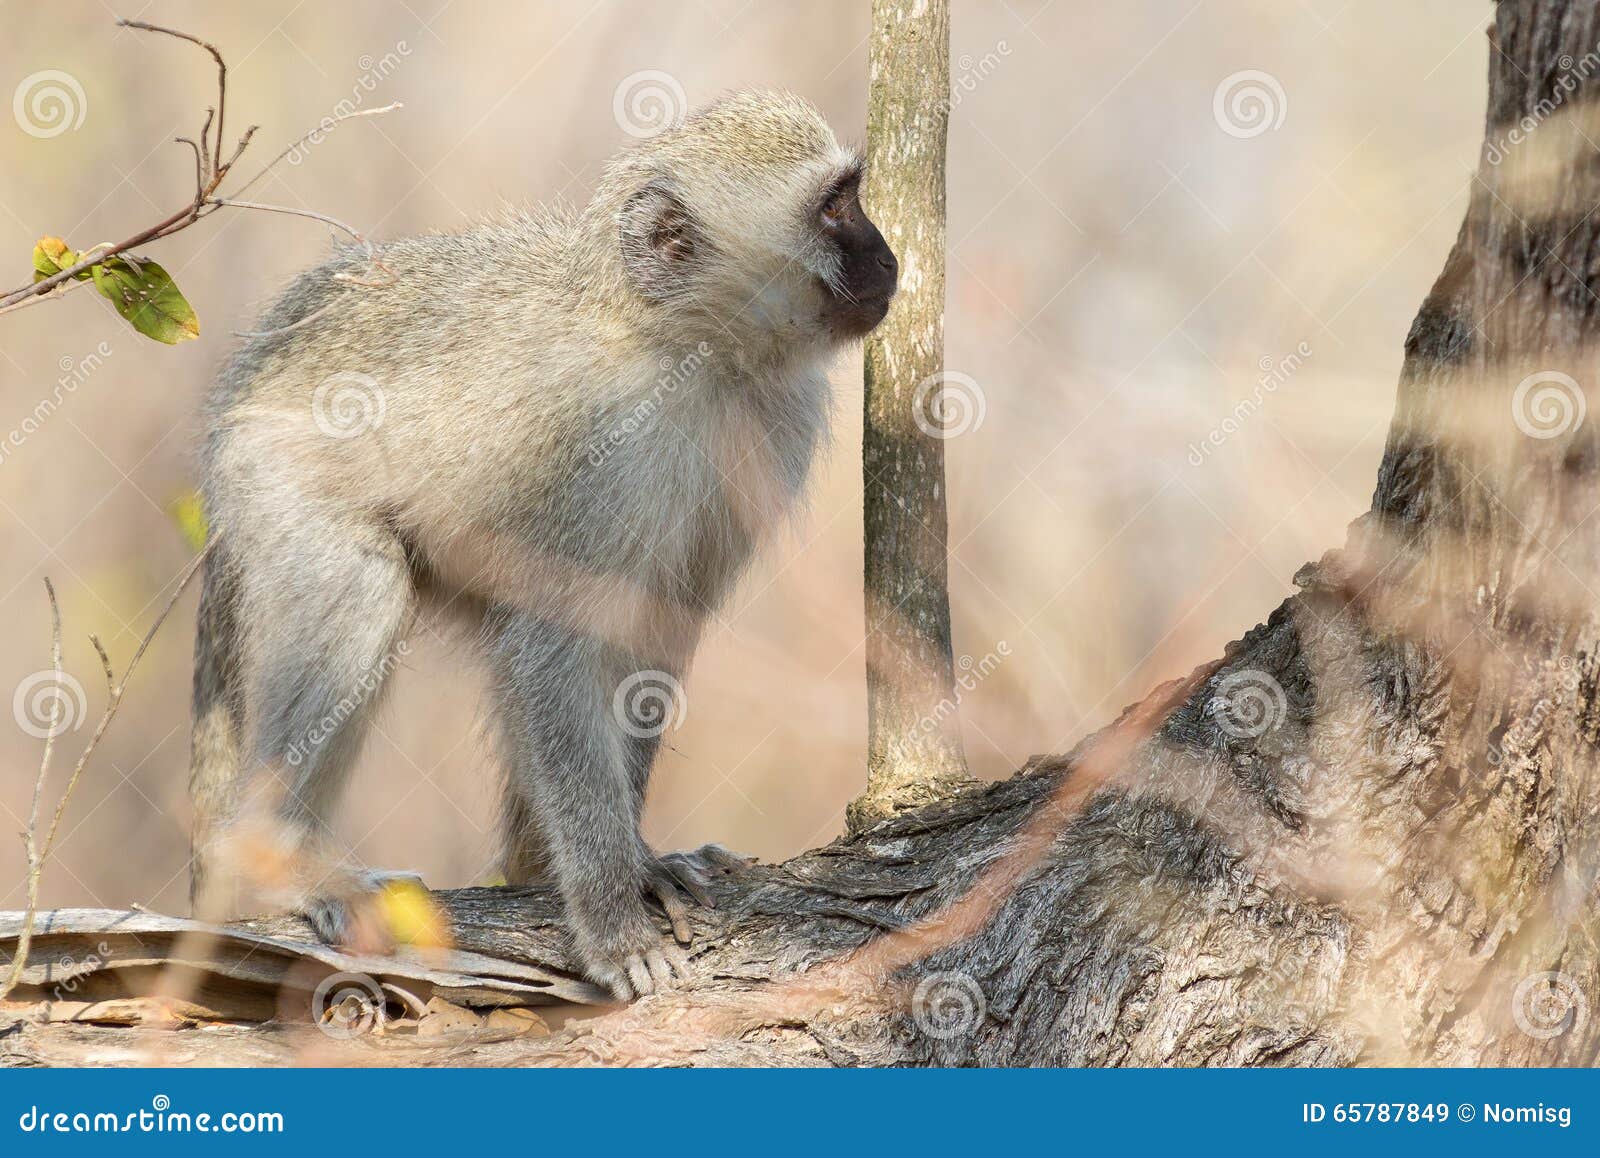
[0,0,1490,913]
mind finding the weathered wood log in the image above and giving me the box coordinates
[5,0,1600,1067]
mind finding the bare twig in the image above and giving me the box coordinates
[0,20,401,321]
[209,198,397,338]
[116,20,228,182]
[0,580,64,1001]
[0,541,217,1002]
[176,136,204,202]
[230,102,403,199]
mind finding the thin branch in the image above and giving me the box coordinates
[175,136,204,202]
[117,20,227,181]
[40,538,217,866]
[0,20,404,321]
[230,102,403,199]
[0,541,216,1002]
[0,581,65,1001]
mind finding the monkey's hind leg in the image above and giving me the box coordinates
[230,513,422,952]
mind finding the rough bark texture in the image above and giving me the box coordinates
[5,0,1600,1068]
[855,0,975,830]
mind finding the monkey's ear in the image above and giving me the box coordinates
[619,181,705,300]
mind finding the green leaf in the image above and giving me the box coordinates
[90,256,200,344]
[32,236,83,282]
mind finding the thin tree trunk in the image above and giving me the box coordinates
[6,0,1598,1068]
[854,0,974,832]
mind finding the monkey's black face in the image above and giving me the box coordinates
[816,174,899,338]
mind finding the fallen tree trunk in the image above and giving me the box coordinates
[4,0,1600,1067]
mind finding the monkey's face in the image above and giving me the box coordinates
[811,168,899,339]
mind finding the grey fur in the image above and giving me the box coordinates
[187,91,895,998]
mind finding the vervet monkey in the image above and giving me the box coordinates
[188,91,898,998]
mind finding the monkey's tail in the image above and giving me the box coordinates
[188,538,244,913]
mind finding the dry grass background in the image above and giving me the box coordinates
[0,0,1489,914]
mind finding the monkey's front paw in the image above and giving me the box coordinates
[588,940,693,1003]
[300,869,426,956]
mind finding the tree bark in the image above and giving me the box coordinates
[854,0,975,831]
[6,0,1600,1068]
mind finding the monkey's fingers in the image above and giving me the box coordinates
[592,964,636,1003]
[692,842,756,873]
[643,947,683,992]
[656,855,717,909]
[647,874,695,943]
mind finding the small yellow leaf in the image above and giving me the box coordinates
[32,236,81,281]
[378,878,451,949]
[168,490,208,550]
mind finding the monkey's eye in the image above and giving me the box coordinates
[820,187,856,229]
